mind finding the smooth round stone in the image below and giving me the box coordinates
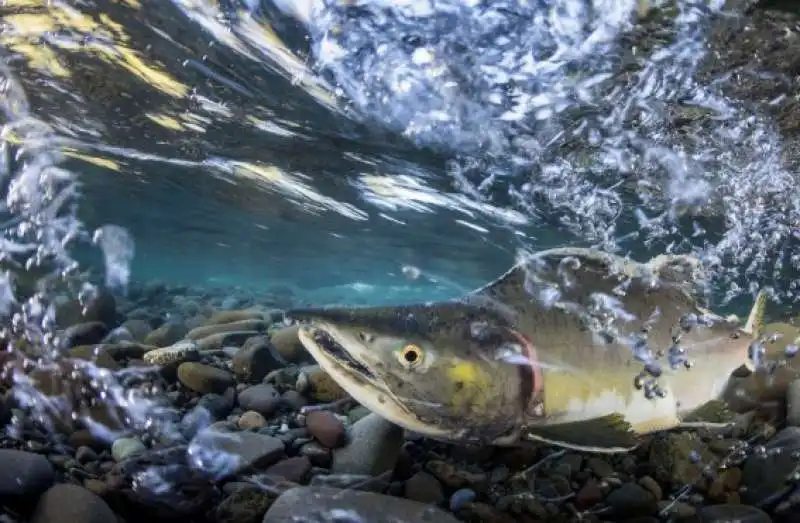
[238,410,268,430]
[0,449,55,497]
[306,411,346,449]
[449,488,476,512]
[31,484,117,523]
[111,437,146,462]
[177,362,235,394]
[238,384,281,417]
[700,504,771,523]
[786,379,800,427]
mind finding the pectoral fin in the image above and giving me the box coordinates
[679,399,736,428]
[522,414,641,454]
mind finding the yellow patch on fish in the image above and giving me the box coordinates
[446,360,493,411]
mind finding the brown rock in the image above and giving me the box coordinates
[232,336,286,383]
[177,362,235,394]
[238,411,268,430]
[144,322,188,347]
[187,319,268,340]
[205,309,264,326]
[305,411,346,449]
[270,325,311,363]
[576,478,604,509]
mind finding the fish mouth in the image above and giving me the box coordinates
[300,326,377,381]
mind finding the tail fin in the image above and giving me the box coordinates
[742,289,769,338]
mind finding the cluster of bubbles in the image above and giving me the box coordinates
[301,0,800,304]
[0,55,254,501]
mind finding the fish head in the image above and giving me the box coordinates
[288,302,538,444]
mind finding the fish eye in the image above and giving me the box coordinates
[397,344,423,368]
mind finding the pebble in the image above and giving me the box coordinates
[231,335,286,382]
[177,362,236,394]
[332,412,404,475]
[606,481,656,517]
[204,309,264,326]
[121,318,151,341]
[214,488,272,523]
[31,484,117,523]
[269,325,312,363]
[742,427,800,505]
[144,321,188,347]
[265,456,312,483]
[61,321,110,349]
[0,449,55,497]
[298,365,349,401]
[238,410,268,430]
[700,504,772,523]
[306,410,347,449]
[196,331,262,351]
[237,383,281,417]
[187,319,267,340]
[263,486,460,523]
[111,437,146,461]
[576,478,604,509]
[786,379,800,427]
[449,488,477,512]
[649,433,713,487]
[404,471,445,505]
[188,429,286,477]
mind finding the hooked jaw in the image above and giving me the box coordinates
[295,324,456,439]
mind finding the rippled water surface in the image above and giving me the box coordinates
[5,0,800,521]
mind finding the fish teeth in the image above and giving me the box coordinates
[143,340,199,365]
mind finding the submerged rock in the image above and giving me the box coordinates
[332,412,404,476]
[262,486,460,523]
[31,484,117,523]
[177,362,235,394]
[0,449,55,497]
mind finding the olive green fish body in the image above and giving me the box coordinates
[289,247,764,453]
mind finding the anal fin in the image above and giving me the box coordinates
[679,399,736,427]
[523,414,641,454]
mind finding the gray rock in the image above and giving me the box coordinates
[787,379,800,427]
[742,427,800,505]
[263,486,460,523]
[700,504,772,523]
[111,437,146,462]
[404,471,445,505]
[332,413,403,476]
[232,336,286,383]
[61,321,109,349]
[31,484,117,523]
[606,482,656,517]
[309,472,391,493]
[121,319,152,342]
[0,449,55,497]
[102,326,135,344]
[144,321,188,347]
[197,331,261,352]
[189,429,285,478]
[238,384,281,417]
[265,456,312,483]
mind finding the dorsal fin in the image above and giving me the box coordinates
[742,289,768,337]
